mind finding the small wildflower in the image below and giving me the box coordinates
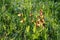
[20,19,24,23]
[40,19,45,27]
[39,9,45,27]
[18,13,23,17]
[36,23,40,27]
[18,13,22,17]
[40,21,43,25]
[36,21,40,27]
[40,19,45,23]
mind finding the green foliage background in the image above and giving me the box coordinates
[0,0,60,40]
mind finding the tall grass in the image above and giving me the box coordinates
[0,0,60,40]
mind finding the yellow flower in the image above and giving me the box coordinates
[36,21,40,27]
[18,14,21,17]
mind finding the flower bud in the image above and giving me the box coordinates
[20,19,24,23]
[18,13,23,17]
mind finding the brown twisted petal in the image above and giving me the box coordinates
[43,23,45,27]
[40,19,45,27]
[36,21,40,27]
[40,21,45,27]
[36,23,40,27]
[40,19,45,23]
